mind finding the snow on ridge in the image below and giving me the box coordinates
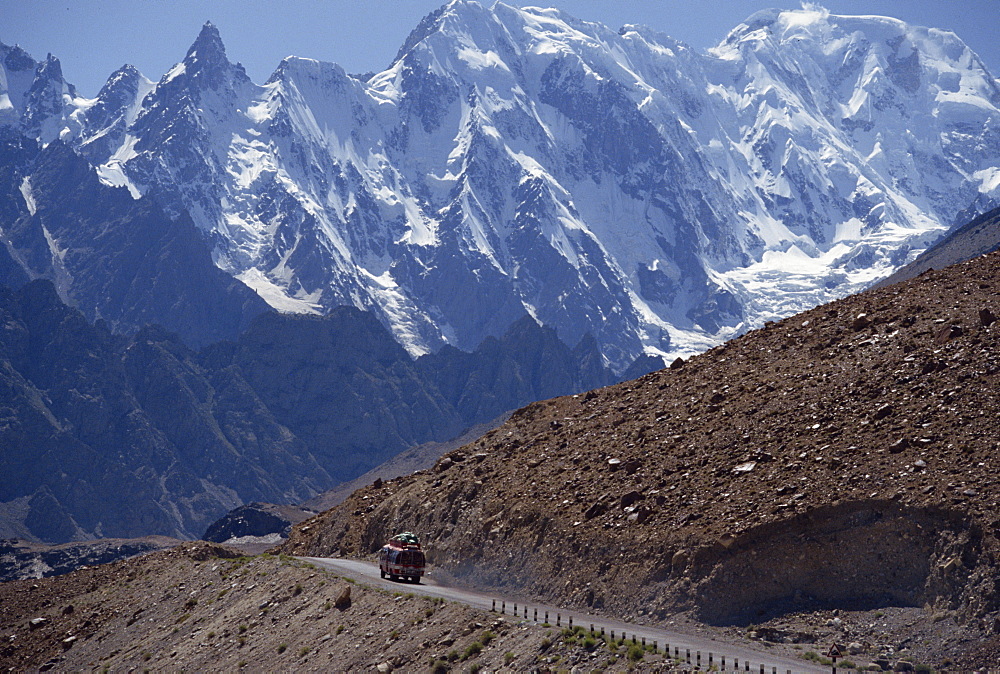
[5,5,999,369]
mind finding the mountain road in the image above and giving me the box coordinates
[301,556,828,673]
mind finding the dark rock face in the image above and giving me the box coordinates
[416,315,615,427]
[202,503,315,543]
[0,140,269,348]
[0,280,333,543]
[0,276,633,545]
[231,308,465,482]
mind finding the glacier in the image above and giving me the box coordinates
[1,2,998,372]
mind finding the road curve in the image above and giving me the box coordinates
[301,556,828,673]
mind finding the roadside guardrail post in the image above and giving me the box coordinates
[491,599,495,612]
[556,613,561,627]
[686,648,691,663]
[501,600,505,613]
[697,650,701,667]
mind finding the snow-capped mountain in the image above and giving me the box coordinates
[3,3,999,371]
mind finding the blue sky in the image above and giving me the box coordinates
[2,0,998,96]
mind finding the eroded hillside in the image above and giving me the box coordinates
[284,251,1000,666]
[1,543,647,672]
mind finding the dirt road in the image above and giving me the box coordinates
[302,556,828,673]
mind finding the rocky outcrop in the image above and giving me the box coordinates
[202,503,315,543]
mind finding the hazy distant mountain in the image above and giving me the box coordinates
[0,279,619,544]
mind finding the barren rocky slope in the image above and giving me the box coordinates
[284,250,1000,668]
[0,542,663,672]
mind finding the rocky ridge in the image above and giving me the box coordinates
[0,542,655,672]
[283,250,1000,667]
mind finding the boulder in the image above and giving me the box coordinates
[335,585,352,609]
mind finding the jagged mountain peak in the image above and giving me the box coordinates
[1,42,36,72]
[159,20,249,91]
[31,53,74,96]
[187,21,227,62]
[3,5,998,371]
[393,0,502,64]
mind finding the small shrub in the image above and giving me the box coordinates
[430,660,448,674]
[238,636,246,647]
[540,637,551,651]
[238,624,248,634]
[469,664,482,674]
[627,642,644,662]
[277,643,287,654]
[299,646,310,657]
[293,583,303,596]
[504,652,515,664]
[582,635,597,650]
[462,642,483,660]
[336,624,345,635]
[480,630,495,646]
[803,651,833,666]
[914,665,933,673]
[447,649,459,662]
[207,631,216,639]
[184,597,197,609]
